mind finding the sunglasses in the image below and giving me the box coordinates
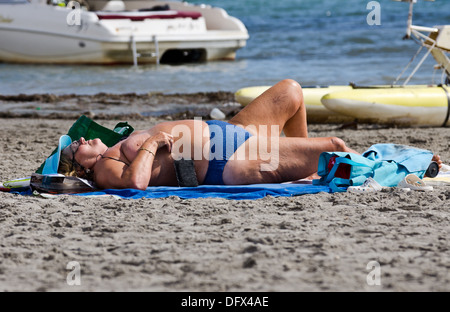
[69,139,84,170]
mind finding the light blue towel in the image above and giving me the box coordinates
[362,144,433,173]
[313,144,434,192]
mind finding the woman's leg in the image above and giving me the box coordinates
[223,136,357,185]
[229,79,308,137]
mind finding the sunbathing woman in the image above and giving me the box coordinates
[57,79,441,190]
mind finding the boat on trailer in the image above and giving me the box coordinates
[0,0,249,64]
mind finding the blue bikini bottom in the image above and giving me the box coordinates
[203,120,253,185]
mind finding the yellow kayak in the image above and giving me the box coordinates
[321,85,450,126]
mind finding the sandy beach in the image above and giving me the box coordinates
[0,93,449,292]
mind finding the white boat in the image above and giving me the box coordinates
[0,0,249,64]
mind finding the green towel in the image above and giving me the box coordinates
[36,115,134,174]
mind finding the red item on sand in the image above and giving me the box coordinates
[327,156,351,179]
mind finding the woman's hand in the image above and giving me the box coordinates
[143,131,174,153]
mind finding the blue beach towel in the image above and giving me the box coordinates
[13,179,330,200]
[74,183,331,200]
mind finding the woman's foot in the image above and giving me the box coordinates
[432,154,443,170]
[331,137,360,155]
[306,172,321,180]
[424,155,443,178]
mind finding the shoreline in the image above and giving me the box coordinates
[0,91,240,120]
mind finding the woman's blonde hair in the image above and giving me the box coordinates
[58,151,95,181]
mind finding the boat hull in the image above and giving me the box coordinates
[0,28,106,63]
[321,86,450,127]
[0,28,246,64]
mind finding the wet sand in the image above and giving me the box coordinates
[0,93,449,292]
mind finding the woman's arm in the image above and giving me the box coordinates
[95,132,173,190]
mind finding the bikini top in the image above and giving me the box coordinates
[99,155,130,166]
[99,141,131,167]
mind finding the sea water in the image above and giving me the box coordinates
[0,0,449,95]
